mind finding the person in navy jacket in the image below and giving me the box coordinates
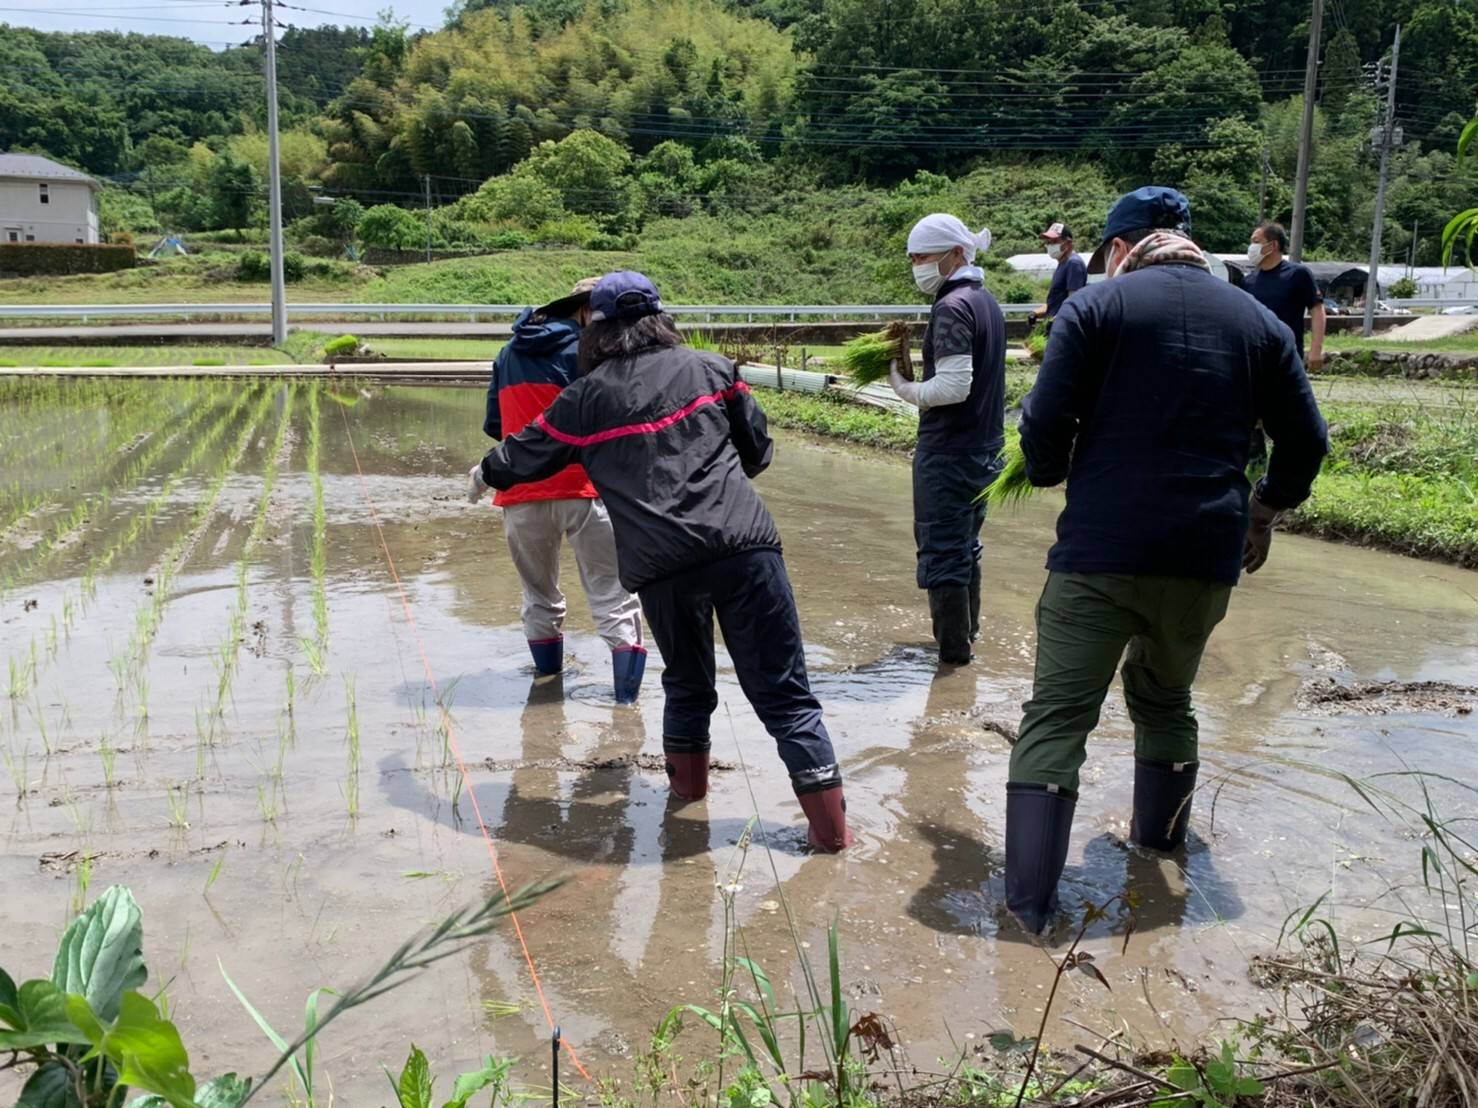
[473,277,646,703]
[1003,188,1329,933]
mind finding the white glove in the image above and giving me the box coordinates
[889,362,920,406]
[467,463,490,504]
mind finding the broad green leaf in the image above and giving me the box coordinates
[108,993,197,1108]
[1466,971,1478,989]
[193,1074,253,1108]
[52,885,147,1024]
[1165,1059,1200,1092]
[397,1044,434,1108]
[1235,1077,1266,1095]
[0,966,19,1021]
[0,980,93,1051]
[17,1061,81,1108]
[444,1056,510,1108]
[73,992,196,1108]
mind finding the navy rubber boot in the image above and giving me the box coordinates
[969,564,982,642]
[928,587,973,665]
[1129,758,1198,852]
[612,645,647,705]
[1004,782,1077,934]
[528,636,564,676]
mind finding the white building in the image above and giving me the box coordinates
[0,153,101,245]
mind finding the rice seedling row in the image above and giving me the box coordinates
[5,386,264,706]
[0,386,200,541]
[0,387,234,594]
[107,386,278,724]
[200,384,296,748]
[304,383,329,672]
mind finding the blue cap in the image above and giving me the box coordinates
[1087,187,1193,274]
[589,270,663,322]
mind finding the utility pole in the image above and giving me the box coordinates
[1258,151,1270,222]
[424,174,432,264]
[1363,25,1401,338]
[1290,0,1324,261]
[263,0,287,346]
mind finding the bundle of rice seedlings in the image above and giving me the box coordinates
[978,439,1037,508]
[840,320,910,386]
[1024,330,1048,362]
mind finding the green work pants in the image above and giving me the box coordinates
[1009,572,1232,793]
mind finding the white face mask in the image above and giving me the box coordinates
[1046,243,1064,261]
[1248,242,1265,265]
[913,261,945,296]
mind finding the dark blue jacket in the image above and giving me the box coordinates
[1021,263,1328,585]
[918,275,1007,455]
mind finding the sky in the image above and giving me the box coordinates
[0,0,447,48]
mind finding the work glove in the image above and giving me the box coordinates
[1242,493,1282,574]
[467,463,490,505]
[889,361,920,406]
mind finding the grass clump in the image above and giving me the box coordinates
[322,334,360,360]
[754,389,917,451]
[838,321,909,386]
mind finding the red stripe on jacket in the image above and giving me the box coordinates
[534,383,751,448]
[495,381,597,506]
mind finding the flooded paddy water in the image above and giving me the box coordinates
[3,377,1477,1102]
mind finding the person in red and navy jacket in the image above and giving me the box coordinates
[474,277,646,703]
[468,271,853,852]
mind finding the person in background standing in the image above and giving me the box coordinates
[1029,222,1088,327]
[1244,222,1326,372]
[890,214,1008,667]
[473,277,647,703]
[1003,188,1329,934]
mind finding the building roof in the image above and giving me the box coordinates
[0,153,101,190]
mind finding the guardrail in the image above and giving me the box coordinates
[0,302,991,322]
[0,299,1470,323]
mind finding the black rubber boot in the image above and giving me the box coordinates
[928,586,973,665]
[1129,757,1198,851]
[1004,783,1077,934]
[968,564,982,642]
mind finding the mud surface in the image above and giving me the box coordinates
[4,380,1478,1102]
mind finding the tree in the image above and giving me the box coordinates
[522,130,635,227]
[356,204,426,249]
[206,153,260,230]
[1322,28,1363,116]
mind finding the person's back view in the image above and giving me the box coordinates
[475,278,646,702]
[1004,187,1329,933]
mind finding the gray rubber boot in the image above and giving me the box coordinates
[1004,783,1077,934]
[1129,758,1198,851]
[928,586,973,666]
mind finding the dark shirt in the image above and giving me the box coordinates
[1020,263,1328,585]
[1044,252,1087,318]
[481,345,780,592]
[1243,259,1323,356]
[918,275,1007,456]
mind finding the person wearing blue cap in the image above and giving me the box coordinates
[1002,187,1330,934]
[468,270,853,852]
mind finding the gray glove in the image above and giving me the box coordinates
[467,463,490,505]
[1242,493,1282,574]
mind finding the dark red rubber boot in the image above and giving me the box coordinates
[797,786,854,853]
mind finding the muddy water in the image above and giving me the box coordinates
[3,380,1477,1101]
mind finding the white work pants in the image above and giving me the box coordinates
[501,499,642,651]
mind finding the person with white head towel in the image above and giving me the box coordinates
[891,213,1008,666]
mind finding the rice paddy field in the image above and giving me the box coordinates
[3,375,1477,1105]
